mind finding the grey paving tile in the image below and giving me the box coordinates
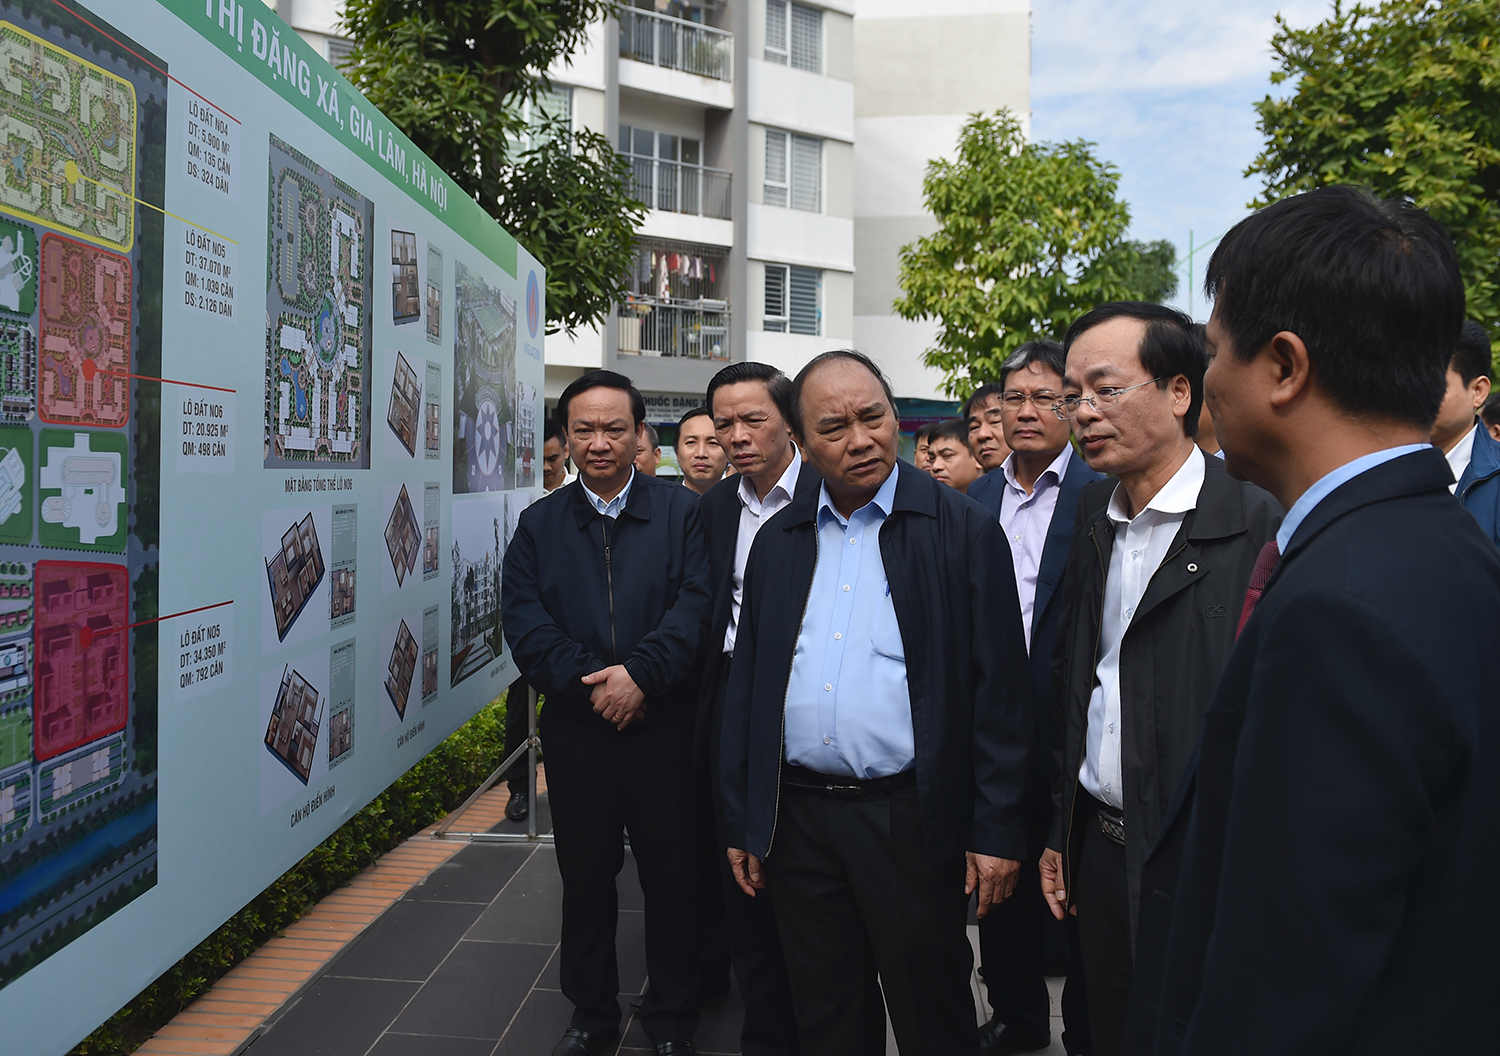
[407,843,532,904]
[252,976,419,1056]
[390,939,554,1039]
[367,1033,498,1056]
[329,899,486,982]
[616,910,647,997]
[466,858,564,944]
[488,790,553,835]
[619,984,743,1054]
[493,988,595,1056]
[617,850,644,912]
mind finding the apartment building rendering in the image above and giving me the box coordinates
[275,0,1032,454]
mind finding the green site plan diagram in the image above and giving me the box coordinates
[0,21,136,253]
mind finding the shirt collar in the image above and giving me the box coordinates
[1447,422,1478,479]
[582,466,636,516]
[1106,445,1205,525]
[817,463,898,527]
[1276,443,1431,552]
[1001,443,1072,496]
[739,451,801,510]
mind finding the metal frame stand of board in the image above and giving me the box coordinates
[432,688,553,845]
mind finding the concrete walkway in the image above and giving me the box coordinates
[140,775,1074,1056]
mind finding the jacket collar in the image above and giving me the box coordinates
[782,457,934,529]
[1087,446,1248,542]
[1284,446,1451,558]
[570,471,653,528]
[1458,418,1500,493]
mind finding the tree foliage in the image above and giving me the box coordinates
[339,0,644,334]
[894,111,1148,398]
[1121,239,1179,305]
[1249,0,1500,356]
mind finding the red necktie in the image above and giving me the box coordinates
[1235,541,1281,640]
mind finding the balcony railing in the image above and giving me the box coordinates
[619,8,733,82]
[627,159,732,220]
[618,298,730,360]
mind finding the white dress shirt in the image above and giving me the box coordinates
[724,455,801,654]
[581,467,635,519]
[1080,447,1206,811]
[997,445,1072,652]
[1446,424,1477,494]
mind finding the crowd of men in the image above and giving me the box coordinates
[499,186,1500,1056]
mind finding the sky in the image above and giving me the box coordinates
[1030,0,1331,321]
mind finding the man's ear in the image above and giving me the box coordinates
[1266,331,1313,410]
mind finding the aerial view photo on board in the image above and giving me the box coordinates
[265,134,372,469]
[450,496,503,686]
[0,20,135,253]
[0,0,165,992]
[452,261,516,494]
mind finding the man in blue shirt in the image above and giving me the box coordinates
[721,350,1034,1055]
[1124,187,1500,1055]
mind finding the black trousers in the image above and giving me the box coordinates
[504,675,532,793]
[700,661,799,1055]
[1074,794,1131,1056]
[541,707,700,1044]
[767,779,979,1056]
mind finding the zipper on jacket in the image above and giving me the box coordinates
[765,528,818,858]
[602,516,618,663]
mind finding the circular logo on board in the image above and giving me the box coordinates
[526,270,540,339]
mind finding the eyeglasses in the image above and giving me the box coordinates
[1052,378,1165,420]
[998,391,1063,412]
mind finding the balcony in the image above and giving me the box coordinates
[627,158,732,220]
[619,8,733,82]
[618,299,730,360]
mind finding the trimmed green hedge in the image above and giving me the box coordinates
[69,694,512,1055]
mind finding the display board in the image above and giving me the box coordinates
[0,3,545,1051]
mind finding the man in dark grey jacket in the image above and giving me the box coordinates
[1040,305,1280,1056]
[502,370,712,1056]
[721,351,1033,1055]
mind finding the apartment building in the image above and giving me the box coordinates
[275,0,1030,452]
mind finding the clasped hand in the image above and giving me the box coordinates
[581,665,645,730]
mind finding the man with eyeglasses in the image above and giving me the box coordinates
[967,340,1101,1056]
[1039,304,1280,1056]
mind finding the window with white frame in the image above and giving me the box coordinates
[764,264,821,335]
[765,0,822,72]
[763,129,821,211]
[325,37,355,68]
[516,84,573,151]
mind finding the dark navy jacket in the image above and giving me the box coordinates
[969,453,1104,849]
[500,473,712,729]
[1456,418,1500,547]
[1125,449,1500,1055]
[719,459,1034,864]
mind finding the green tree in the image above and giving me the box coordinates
[1249,0,1500,361]
[894,110,1145,398]
[1120,238,1179,304]
[339,0,644,335]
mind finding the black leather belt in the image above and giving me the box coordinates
[1097,809,1125,846]
[783,763,916,799]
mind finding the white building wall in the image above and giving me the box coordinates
[852,0,1031,400]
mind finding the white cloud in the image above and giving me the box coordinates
[1029,0,1333,317]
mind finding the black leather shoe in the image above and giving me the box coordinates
[505,790,530,821]
[551,1026,616,1056]
[977,1015,1050,1056]
[655,1044,695,1055]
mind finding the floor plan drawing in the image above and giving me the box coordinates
[38,234,130,427]
[265,666,322,784]
[266,513,325,641]
[391,230,419,324]
[265,134,371,468]
[384,619,416,720]
[386,351,419,458]
[0,21,137,252]
[384,484,420,588]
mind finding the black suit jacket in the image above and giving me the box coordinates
[693,460,820,774]
[1049,452,1281,942]
[969,453,1104,845]
[500,473,712,729]
[1125,449,1500,1055]
[720,459,1033,864]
